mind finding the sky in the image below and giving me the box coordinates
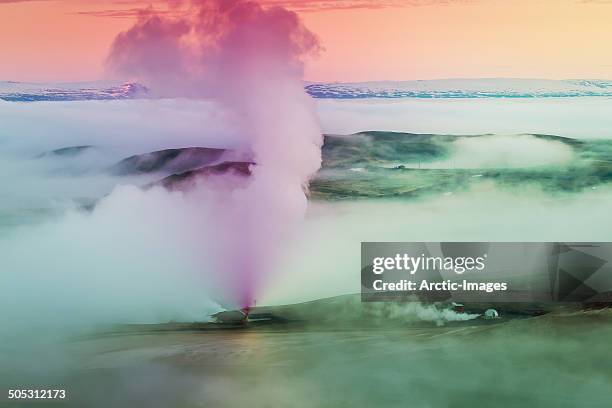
[1,0,612,82]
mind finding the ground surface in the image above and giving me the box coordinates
[3,304,611,408]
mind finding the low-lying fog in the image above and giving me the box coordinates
[1,97,611,335]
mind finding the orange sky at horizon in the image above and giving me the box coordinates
[1,0,612,83]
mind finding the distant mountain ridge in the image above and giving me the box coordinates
[305,78,612,99]
[3,78,612,101]
[0,82,147,102]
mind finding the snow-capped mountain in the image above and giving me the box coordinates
[305,78,612,99]
[0,81,148,102]
[3,78,612,102]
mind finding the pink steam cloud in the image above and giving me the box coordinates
[106,0,323,309]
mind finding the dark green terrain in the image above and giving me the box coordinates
[312,132,612,199]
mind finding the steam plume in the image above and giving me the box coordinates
[107,0,323,308]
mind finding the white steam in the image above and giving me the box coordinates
[0,185,223,335]
[105,0,323,307]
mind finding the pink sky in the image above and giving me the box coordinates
[1,0,612,82]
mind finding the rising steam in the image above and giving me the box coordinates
[107,0,323,307]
